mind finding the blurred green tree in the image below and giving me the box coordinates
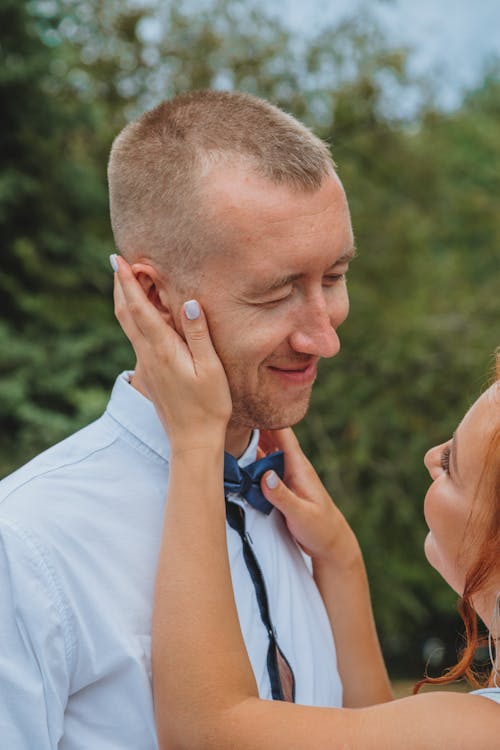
[0,0,148,472]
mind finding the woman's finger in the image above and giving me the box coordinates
[114,256,177,350]
[180,300,223,374]
[266,428,317,489]
[258,430,280,456]
[268,428,310,468]
[260,470,304,515]
[113,271,143,349]
[267,427,302,453]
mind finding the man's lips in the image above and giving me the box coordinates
[266,360,318,385]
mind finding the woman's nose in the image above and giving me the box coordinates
[424,443,445,478]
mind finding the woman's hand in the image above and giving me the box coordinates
[112,256,232,454]
[259,428,359,566]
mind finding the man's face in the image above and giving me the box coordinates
[176,167,354,431]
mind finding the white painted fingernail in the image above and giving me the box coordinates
[265,471,279,490]
[109,254,118,272]
[184,300,200,320]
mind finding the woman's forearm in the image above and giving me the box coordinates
[152,446,259,748]
[312,532,392,707]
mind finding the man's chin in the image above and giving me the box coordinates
[257,412,306,431]
[230,396,311,432]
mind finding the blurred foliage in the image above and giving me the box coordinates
[1,0,498,675]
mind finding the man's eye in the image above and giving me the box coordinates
[263,294,291,306]
[323,274,346,285]
[260,287,294,306]
[440,447,451,474]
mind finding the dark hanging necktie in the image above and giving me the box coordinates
[223,450,284,514]
[223,448,295,702]
[225,500,296,703]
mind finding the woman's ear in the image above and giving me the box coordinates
[131,262,175,326]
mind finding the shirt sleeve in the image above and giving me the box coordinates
[0,519,73,749]
[470,687,500,704]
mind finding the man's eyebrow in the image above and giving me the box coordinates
[336,245,357,264]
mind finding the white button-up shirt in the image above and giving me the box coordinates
[0,372,342,749]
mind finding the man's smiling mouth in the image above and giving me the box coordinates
[266,360,318,384]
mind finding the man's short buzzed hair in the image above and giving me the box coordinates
[108,90,335,280]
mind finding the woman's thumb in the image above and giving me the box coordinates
[261,470,299,516]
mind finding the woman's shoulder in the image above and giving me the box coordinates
[469,687,500,704]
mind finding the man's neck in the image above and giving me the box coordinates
[129,369,149,401]
[223,423,254,459]
[130,368,253,460]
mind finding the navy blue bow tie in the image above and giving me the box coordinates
[223,451,285,514]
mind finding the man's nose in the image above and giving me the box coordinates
[288,300,342,359]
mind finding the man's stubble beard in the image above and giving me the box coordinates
[226,368,313,431]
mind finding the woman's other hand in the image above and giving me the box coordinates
[259,428,358,567]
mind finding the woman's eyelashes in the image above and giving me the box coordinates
[440,446,451,474]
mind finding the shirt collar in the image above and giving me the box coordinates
[105,371,259,466]
[238,428,260,467]
[106,371,171,462]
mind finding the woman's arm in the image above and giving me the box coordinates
[313,545,391,707]
[257,428,392,707]
[152,447,260,741]
[113,260,500,750]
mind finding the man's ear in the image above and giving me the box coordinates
[130,262,175,326]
